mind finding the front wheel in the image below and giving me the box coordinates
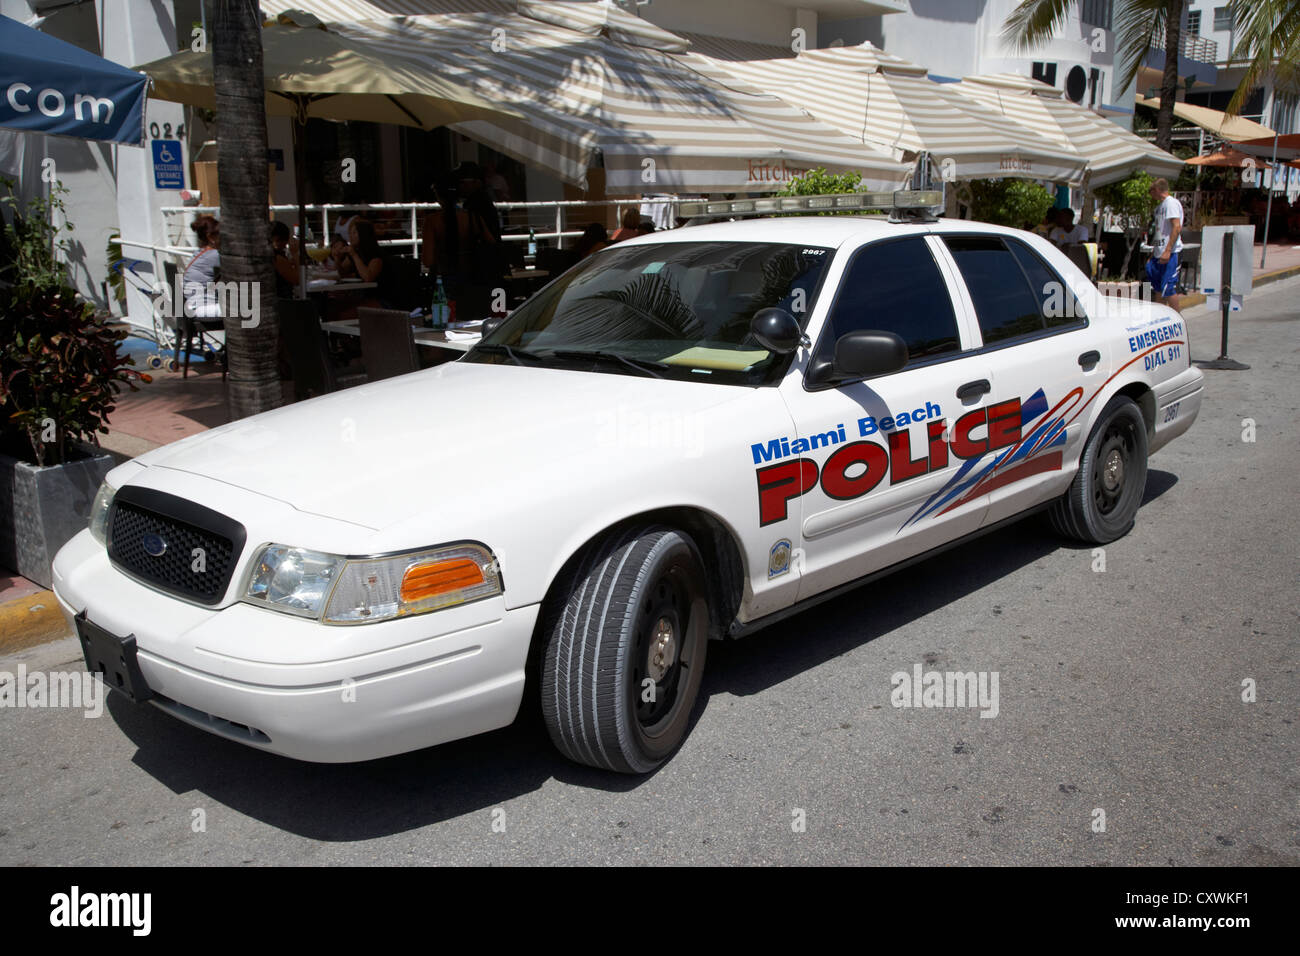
[1049,396,1148,544]
[540,526,710,773]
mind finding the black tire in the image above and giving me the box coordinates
[1049,396,1148,544]
[540,525,709,773]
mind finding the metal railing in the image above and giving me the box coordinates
[1180,33,1218,64]
[157,197,691,260]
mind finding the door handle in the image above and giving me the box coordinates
[1078,350,1101,368]
[956,379,990,402]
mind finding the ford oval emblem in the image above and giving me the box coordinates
[141,532,167,557]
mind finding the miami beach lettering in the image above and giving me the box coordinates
[753,397,1025,525]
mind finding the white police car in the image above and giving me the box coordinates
[53,192,1203,773]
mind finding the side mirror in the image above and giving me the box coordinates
[807,329,909,386]
[750,308,809,355]
[834,330,909,378]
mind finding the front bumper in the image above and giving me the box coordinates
[52,530,537,763]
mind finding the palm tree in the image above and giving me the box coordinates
[1002,0,1186,153]
[1226,0,1300,117]
[210,0,281,418]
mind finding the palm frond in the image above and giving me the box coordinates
[1000,0,1079,52]
[1226,0,1300,116]
[551,272,703,346]
[1113,0,1172,97]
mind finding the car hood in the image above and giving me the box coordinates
[136,362,748,530]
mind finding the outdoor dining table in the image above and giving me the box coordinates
[320,317,481,352]
[305,277,379,294]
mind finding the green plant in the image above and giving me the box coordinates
[777,167,876,214]
[105,234,126,309]
[1097,170,1157,279]
[961,178,1056,228]
[0,177,75,298]
[1,179,147,466]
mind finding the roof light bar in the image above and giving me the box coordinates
[678,190,944,219]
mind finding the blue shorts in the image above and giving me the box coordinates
[1146,252,1180,297]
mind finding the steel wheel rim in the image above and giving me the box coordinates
[1092,421,1136,517]
[632,566,693,735]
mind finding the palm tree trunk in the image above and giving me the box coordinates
[211,0,282,418]
[1156,0,1184,153]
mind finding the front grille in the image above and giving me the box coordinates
[107,486,247,605]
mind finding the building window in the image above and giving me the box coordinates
[1081,0,1113,30]
[1186,10,1200,35]
[1273,94,1299,135]
[1213,6,1232,31]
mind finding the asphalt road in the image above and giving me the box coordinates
[2,276,1297,866]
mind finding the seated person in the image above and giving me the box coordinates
[344,218,385,309]
[328,238,356,278]
[270,221,299,297]
[610,208,641,243]
[1048,208,1089,248]
[569,223,608,266]
[182,214,222,319]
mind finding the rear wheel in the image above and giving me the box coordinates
[540,526,709,773]
[1049,396,1148,544]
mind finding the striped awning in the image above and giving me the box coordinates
[683,44,1090,183]
[957,76,1184,186]
[318,9,908,194]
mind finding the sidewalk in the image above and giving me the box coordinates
[1250,242,1300,284]
[97,363,292,460]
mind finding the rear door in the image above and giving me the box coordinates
[935,233,1108,526]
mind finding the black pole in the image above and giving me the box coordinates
[1199,227,1250,370]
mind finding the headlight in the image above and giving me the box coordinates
[88,480,116,544]
[244,545,343,618]
[242,542,501,624]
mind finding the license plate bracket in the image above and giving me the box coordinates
[76,611,153,704]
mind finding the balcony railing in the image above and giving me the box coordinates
[1181,33,1218,64]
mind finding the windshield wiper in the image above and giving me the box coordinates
[471,343,545,366]
[548,349,668,378]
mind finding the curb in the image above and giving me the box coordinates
[0,591,72,655]
[1254,263,1300,287]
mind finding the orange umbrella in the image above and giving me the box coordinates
[1186,147,1268,168]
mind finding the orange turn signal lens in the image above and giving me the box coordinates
[400,558,485,603]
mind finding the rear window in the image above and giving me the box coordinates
[943,236,1045,345]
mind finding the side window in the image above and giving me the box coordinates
[1006,239,1089,329]
[823,237,961,363]
[943,236,1045,345]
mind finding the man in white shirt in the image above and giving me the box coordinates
[1048,208,1089,247]
[1146,178,1184,311]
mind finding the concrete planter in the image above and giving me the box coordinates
[0,447,115,589]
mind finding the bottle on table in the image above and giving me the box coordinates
[429,275,451,330]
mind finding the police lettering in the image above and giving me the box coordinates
[755,397,1023,525]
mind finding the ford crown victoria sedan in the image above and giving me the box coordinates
[53,207,1203,773]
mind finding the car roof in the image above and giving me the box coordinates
[615,215,1039,250]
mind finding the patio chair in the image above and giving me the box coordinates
[277,298,365,399]
[168,260,227,381]
[358,307,419,380]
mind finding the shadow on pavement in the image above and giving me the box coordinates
[108,470,1180,840]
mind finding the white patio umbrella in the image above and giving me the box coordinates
[331,7,909,194]
[954,75,1184,186]
[681,44,1089,184]
[136,12,523,295]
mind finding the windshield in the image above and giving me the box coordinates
[465,240,834,385]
